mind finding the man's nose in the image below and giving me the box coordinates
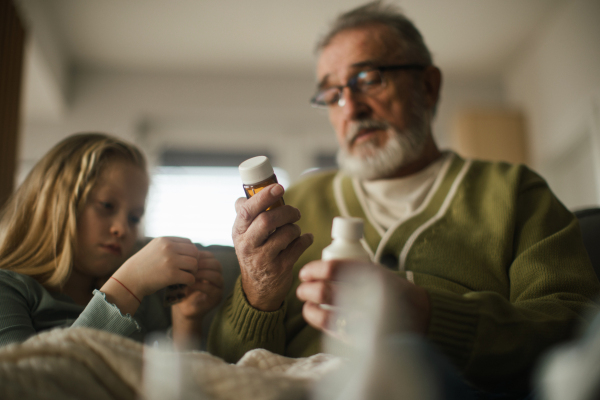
[340,87,370,120]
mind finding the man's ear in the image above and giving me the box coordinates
[423,66,442,111]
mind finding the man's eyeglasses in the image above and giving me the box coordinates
[310,64,427,109]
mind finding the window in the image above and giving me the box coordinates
[144,151,289,246]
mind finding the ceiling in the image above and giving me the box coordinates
[19,0,565,78]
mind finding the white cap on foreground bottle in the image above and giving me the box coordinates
[322,217,371,262]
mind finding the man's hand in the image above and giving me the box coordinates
[233,184,313,311]
[296,259,431,337]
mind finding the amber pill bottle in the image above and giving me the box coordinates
[239,156,284,210]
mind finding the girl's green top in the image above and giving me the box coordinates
[0,269,170,347]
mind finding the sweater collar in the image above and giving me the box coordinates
[333,152,471,268]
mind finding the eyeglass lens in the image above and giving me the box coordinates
[314,69,385,107]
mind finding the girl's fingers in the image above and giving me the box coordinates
[162,236,193,243]
[150,237,199,260]
[181,283,222,306]
[191,271,224,289]
[176,254,200,274]
[197,250,217,260]
[197,258,222,272]
[193,281,222,296]
[174,269,197,286]
[172,242,200,258]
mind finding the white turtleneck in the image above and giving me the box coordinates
[355,152,450,232]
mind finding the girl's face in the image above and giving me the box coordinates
[73,160,149,280]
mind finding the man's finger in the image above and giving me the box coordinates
[298,259,371,282]
[298,259,337,282]
[275,232,314,267]
[296,280,334,305]
[302,301,330,331]
[233,184,285,233]
[260,223,302,258]
[241,206,303,248]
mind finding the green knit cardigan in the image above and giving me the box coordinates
[209,153,600,389]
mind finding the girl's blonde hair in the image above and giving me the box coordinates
[0,133,147,290]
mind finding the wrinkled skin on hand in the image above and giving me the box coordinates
[233,183,313,311]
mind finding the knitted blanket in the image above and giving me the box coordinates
[0,328,343,400]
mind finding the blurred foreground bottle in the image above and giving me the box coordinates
[142,333,207,400]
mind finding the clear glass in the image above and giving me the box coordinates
[310,64,427,108]
[312,69,385,108]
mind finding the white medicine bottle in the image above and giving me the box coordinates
[322,217,371,262]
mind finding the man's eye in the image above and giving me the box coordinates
[129,215,141,225]
[356,71,381,87]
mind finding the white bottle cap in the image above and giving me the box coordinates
[331,216,364,241]
[239,156,275,185]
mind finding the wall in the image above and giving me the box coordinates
[505,0,600,210]
[20,68,504,185]
[20,70,337,183]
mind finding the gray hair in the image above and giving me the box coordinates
[315,1,433,65]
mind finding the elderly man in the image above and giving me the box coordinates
[209,1,600,394]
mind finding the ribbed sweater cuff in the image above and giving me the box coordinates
[72,290,141,335]
[426,290,479,370]
[228,278,287,342]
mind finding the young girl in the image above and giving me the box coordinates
[0,133,223,348]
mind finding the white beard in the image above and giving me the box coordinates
[336,104,431,180]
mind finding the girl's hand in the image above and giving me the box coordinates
[172,251,224,319]
[100,237,200,316]
[171,251,224,349]
[113,237,200,299]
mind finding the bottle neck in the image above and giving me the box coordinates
[322,237,370,261]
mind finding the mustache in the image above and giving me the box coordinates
[346,119,391,145]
